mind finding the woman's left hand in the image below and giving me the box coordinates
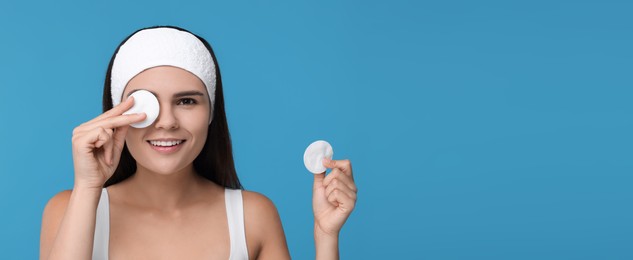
[313,158,358,238]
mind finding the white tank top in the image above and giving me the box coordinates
[92,188,249,260]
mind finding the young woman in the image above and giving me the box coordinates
[40,26,357,260]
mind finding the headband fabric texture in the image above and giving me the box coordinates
[110,27,216,123]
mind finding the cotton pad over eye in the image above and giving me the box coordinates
[303,140,334,174]
[123,90,160,128]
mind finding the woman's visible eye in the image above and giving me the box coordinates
[177,98,198,106]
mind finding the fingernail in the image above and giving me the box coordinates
[323,157,331,164]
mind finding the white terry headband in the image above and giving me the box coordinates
[110,27,216,123]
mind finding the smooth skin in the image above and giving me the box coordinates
[40,66,357,260]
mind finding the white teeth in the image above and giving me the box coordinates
[149,140,183,147]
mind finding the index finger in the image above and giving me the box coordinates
[89,96,136,123]
[97,112,146,130]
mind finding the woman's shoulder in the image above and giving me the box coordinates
[240,190,279,214]
[42,188,105,222]
[240,190,283,228]
[43,190,73,216]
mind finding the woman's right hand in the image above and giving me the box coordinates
[71,97,146,189]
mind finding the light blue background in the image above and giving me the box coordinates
[1,0,632,259]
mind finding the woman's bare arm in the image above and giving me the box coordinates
[41,98,145,259]
[40,187,102,260]
[40,190,70,259]
[312,158,358,260]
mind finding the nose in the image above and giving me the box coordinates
[153,103,178,130]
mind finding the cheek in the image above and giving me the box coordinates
[186,119,208,154]
[124,128,144,146]
[123,128,147,161]
[178,108,209,134]
[174,109,208,144]
[189,120,209,140]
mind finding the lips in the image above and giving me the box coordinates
[146,139,186,154]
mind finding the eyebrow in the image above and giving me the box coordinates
[173,91,205,98]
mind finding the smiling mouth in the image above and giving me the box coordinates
[147,140,186,147]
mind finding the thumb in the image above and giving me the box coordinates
[313,157,332,190]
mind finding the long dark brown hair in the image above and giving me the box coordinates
[102,25,242,189]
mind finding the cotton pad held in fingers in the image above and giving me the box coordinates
[304,140,334,174]
[123,90,159,128]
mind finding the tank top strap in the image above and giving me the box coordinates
[92,187,110,260]
[225,188,249,260]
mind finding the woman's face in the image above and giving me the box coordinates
[121,66,210,175]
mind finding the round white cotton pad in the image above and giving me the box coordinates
[303,140,334,174]
[123,90,160,128]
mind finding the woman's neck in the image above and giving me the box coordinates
[122,164,211,211]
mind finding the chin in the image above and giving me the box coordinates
[139,158,192,175]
